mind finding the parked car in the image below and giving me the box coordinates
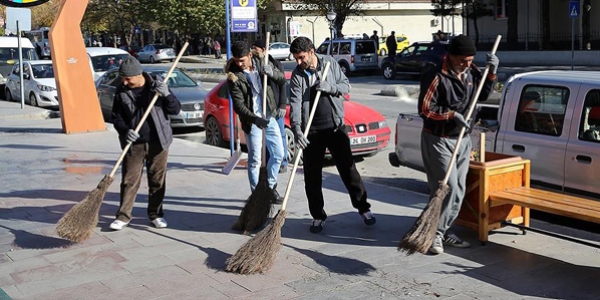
[95,66,207,128]
[389,70,600,197]
[380,41,449,80]
[268,42,292,61]
[315,38,379,76]
[0,36,39,84]
[137,44,176,63]
[5,60,58,108]
[85,47,130,81]
[378,34,410,56]
[203,72,391,162]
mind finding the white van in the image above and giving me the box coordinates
[85,47,130,81]
[0,36,39,84]
[25,27,51,59]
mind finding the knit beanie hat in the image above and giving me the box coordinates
[448,35,476,56]
[119,56,143,77]
[253,39,266,49]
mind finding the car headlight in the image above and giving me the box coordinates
[37,84,56,92]
[378,120,387,128]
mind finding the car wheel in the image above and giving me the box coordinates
[382,64,396,80]
[5,89,12,102]
[150,56,156,64]
[29,93,38,107]
[205,116,225,147]
[339,62,350,77]
[284,127,303,166]
[380,49,387,56]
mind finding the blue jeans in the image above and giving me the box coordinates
[244,116,284,191]
[266,117,288,167]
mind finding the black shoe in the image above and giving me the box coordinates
[310,219,325,233]
[361,211,376,226]
[279,165,287,174]
[271,187,283,204]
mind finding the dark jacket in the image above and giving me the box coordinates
[224,55,285,134]
[111,72,181,150]
[386,35,397,53]
[417,56,496,137]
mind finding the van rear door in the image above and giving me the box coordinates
[353,40,377,69]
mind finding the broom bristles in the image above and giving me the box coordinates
[226,209,287,274]
[56,175,114,243]
[398,182,449,255]
[232,167,274,233]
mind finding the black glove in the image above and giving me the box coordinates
[276,108,286,119]
[253,117,269,129]
[315,80,335,94]
[126,129,140,143]
[152,81,170,97]
[295,130,309,150]
[453,112,471,130]
[261,64,274,78]
[486,53,499,75]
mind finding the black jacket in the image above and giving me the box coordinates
[224,55,285,134]
[111,72,181,150]
[417,56,496,137]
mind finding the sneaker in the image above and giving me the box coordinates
[151,217,168,229]
[443,232,471,248]
[429,235,444,254]
[309,219,325,233]
[360,211,376,226]
[271,187,283,204]
[109,220,129,231]
[279,165,287,174]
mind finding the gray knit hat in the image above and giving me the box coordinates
[448,34,476,56]
[118,56,142,77]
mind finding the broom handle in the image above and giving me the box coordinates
[260,33,271,168]
[440,35,501,186]
[281,61,332,211]
[108,42,190,178]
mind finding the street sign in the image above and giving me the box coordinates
[231,0,257,32]
[6,7,31,32]
[570,0,580,18]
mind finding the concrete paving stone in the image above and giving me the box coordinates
[115,240,195,261]
[263,251,321,283]
[152,285,229,300]
[0,274,16,288]
[285,274,356,295]
[53,251,128,274]
[99,265,189,291]
[144,272,222,298]
[0,254,10,265]
[165,248,211,264]
[210,280,252,298]
[176,258,232,284]
[10,264,63,284]
[0,257,51,281]
[230,271,282,292]
[118,254,177,273]
[236,285,301,300]
[1,285,24,300]
[86,285,155,300]
[14,267,130,296]
[299,250,378,276]
[5,232,113,261]
[469,250,558,282]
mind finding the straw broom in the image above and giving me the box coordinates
[56,42,190,243]
[398,35,502,255]
[226,62,332,274]
[232,33,277,233]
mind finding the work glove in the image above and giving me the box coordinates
[486,53,499,75]
[295,131,310,150]
[453,112,471,130]
[253,117,269,129]
[126,129,140,144]
[152,81,170,97]
[261,64,274,78]
[315,80,336,95]
[276,108,286,119]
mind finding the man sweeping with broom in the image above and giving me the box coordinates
[226,41,286,221]
[418,35,499,254]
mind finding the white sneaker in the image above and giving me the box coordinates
[151,218,168,229]
[429,235,444,254]
[109,220,129,231]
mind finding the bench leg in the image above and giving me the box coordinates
[521,206,530,235]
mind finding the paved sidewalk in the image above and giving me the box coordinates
[1,100,600,299]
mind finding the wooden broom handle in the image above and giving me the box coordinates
[260,33,271,167]
[280,61,332,210]
[108,42,190,178]
[441,35,501,185]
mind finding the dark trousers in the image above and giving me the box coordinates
[303,128,370,220]
[116,142,169,222]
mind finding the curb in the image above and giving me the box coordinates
[0,109,60,120]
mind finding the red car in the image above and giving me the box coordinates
[202,72,391,162]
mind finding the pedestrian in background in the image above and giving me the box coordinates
[252,38,288,174]
[108,56,181,231]
[214,39,222,59]
[225,41,286,203]
[289,37,376,234]
[385,31,397,59]
[418,34,499,254]
[370,30,379,46]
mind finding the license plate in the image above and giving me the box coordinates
[361,57,370,62]
[186,112,201,118]
[350,135,376,145]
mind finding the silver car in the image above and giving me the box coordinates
[5,60,58,108]
[137,44,176,63]
[96,67,207,128]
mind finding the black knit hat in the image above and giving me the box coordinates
[118,56,142,77]
[253,39,266,49]
[448,34,476,56]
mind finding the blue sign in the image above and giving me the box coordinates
[231,0,257,32]
[570,0,580,18]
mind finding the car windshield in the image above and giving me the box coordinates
[149,70,198,88]
[31,63,54,78]
[0,47,38,63]
[89,54,130,72]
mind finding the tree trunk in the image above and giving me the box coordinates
[506,0,518,49]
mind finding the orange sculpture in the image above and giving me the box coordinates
[49,0,105,134]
